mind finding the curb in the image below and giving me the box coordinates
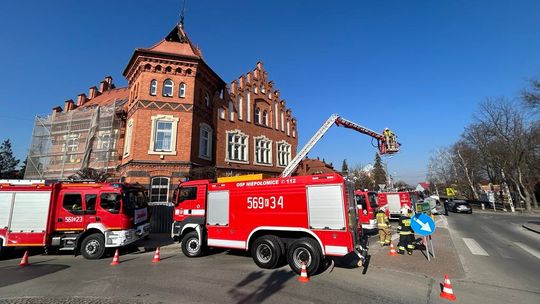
[522,224,540,234]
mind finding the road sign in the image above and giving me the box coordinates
[446,187,456,196]
[410,213,436,236]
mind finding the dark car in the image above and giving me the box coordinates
[449,200,472,214]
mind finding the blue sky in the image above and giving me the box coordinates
[0,0,539,184]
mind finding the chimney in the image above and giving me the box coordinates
[64,99,75,112]
[104,76,113,85]
[52,106,63,113]
[89,86,99,99]
[77,93,87,106]
[99,80,109,93]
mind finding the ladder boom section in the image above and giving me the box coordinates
[335,117,384,141]
[280,114,339,177]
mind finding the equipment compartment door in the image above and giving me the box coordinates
[307,184,346,230]
[7,191,51,246]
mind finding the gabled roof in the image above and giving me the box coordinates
[79,87,129,108]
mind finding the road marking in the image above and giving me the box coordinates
[462,238,490,256]
[514,242,540,260]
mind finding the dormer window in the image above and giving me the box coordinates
[179,83,186,98]
[150,80,157,96]
[163,79,174,97]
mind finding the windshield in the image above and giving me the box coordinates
[368,192,378,209]
[355,194,367,210]
[122,191,148,214]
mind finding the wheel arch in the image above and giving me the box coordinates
[76,228,104,253]
[247,227,325,254]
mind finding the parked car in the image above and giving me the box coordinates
[449,200,472,214]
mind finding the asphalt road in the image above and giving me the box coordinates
[444,211,540,296]
[1,212,539,304]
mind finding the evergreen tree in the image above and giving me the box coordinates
[372,153,387,186]
[341,159,349,175]
[0,139,19,178]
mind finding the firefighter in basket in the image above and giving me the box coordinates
[397,206,415,255]
[383,128,397,152]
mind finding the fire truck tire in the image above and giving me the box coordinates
[181,231,205,257]
[287,238,322,276]
[251,235,283,269]
[80,233,106,260]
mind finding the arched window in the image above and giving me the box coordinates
[262,110,268,126]
[254,108,260,124]
[204,92,210,107]
[150,80,157,96]
[179,83,186,98]
[163,79,174,97]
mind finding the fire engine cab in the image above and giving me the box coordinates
[0,180,150,259]
[354,190,379,231]
[171,173,367,275]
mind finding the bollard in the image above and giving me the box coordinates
[481,203,485,210]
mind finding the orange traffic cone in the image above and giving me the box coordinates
[389,242,398,256]
[440,274,456,301]
[297,261,310,283]
[110,249,120,266]
[19,250,29,266]
[152,247,161,263]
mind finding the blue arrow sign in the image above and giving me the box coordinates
[410,213,436,236]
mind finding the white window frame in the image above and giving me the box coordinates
[287,121,290,136]
[246,91,251,122]
[277,140,291,167]
[254,136,272,166]
[281,111,285,131]
[65,134,80,163]
[274,102,278,129]
[199,123,213,160]
[218,108,225,120]
[226,130,249,163]
[163,79,174,97]
[179,83,186,98]
[237,95,243,120]
[228,101,235,121]
[148,115,179,155]
[150,79,157,96]
[150,177,170,204]
[123,119,133,157]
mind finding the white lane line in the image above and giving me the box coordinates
[514,242,540,260]
[462,238,490,256]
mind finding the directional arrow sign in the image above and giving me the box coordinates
[410,213,435,236]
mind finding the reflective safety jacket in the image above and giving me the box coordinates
[398,215,413,235]
[376,211,389,228]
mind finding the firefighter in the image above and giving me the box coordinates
[376,206,391,246]
[383,128,396,151]
[397,207,415,255]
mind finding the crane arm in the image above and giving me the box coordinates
[280,114,399,177]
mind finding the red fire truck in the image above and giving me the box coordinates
[0,180,150,259]
[377,191,420,219]
[171,173,367,275]
[354,190,379,231]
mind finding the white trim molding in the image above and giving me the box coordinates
[148,114,179,155]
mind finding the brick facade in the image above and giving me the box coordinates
[33,24,298,204]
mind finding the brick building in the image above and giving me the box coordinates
[26,23,298,205]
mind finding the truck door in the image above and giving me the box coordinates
[83,192,98,229]
[355,193,369,224]
[174,185,207,223]
[96,192,122,229]
[55,192,86,232]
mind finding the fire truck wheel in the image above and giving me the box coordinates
[181,231,204,257]
[251,235,283,269]
[287,238,322,276]
[80,233,106,260]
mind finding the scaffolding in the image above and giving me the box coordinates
[25,100,126,179]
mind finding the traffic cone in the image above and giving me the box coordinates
[389,242,398,256]
[110,249,120,266]
[152,247,161,263]
[440,274,456,301]
[297,262,309,283]
[19,250,29,266]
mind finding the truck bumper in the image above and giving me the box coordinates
[105,223,150,247]
[362,219,378,230]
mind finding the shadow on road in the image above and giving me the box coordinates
[0,264,69,288]
[228,269,295,304]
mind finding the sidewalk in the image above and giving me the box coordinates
[471,208,540,217]
[368,217,465,279]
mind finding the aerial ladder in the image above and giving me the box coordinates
[280,114,400,177]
